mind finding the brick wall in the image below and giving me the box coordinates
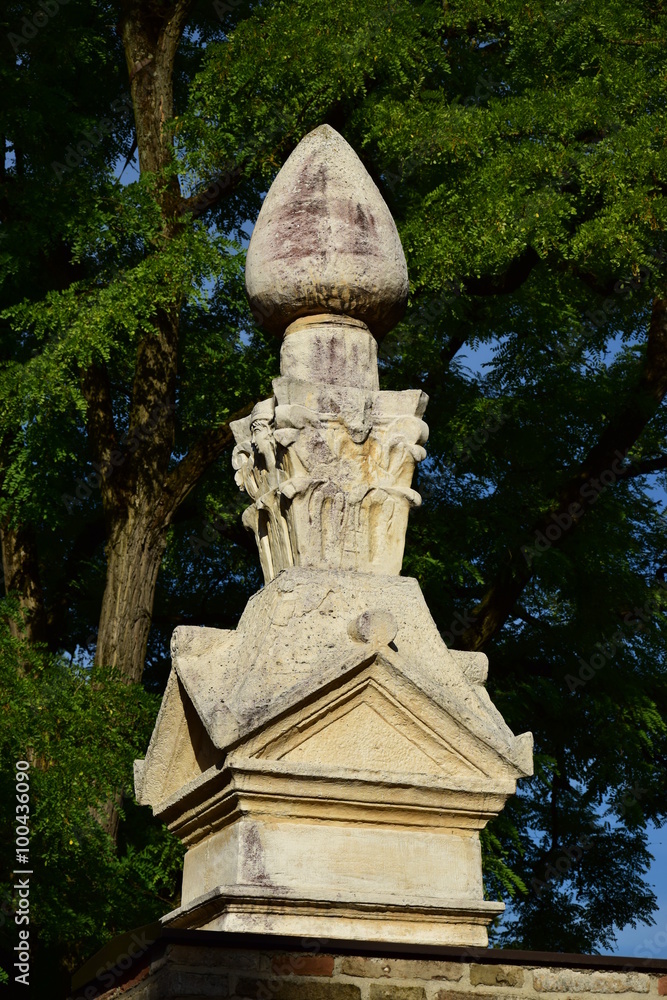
[70,931,667,1000]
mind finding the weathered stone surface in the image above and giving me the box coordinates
[267,955,335,977]
[348,610,398,646]
[369,986,426,1000]
[245,125,408,339]
[455,651,489,685]
[281,315,379,390]
[659,976,667,996]
[163,880,501,946]
[532,970,651,993]
[235,977,361,1000]
[470,964,524,987]
[230,380,428,582]
[135,562,531,943]
[179,816,486,906]
[135,570,533,818]
[339,958,463,981]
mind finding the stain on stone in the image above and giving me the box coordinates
[245,125,407,337]
[242,824,273,887]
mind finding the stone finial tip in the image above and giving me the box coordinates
[245,125,408,340]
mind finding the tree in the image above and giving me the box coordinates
[0,0,665,972]
[0,599,183,995]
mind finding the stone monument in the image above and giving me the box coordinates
[134,124,533,947]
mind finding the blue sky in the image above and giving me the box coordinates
[613,823,667,958]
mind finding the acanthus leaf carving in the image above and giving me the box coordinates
[231,379,428,582]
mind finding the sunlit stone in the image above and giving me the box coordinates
[245,124,409,339]
[135,124,533,948]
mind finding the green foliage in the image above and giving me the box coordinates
[481,819,528,901]
[1,0,666,971]
[0,602,183,985]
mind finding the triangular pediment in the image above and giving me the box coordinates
[279,698,477,777]
[247,666,501,780]
[159,574,532,782]
[134,669,221,808]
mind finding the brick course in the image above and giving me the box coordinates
[339,959,463,981]
[436,992,525,1000]
[235,977,361,1000]
[70,938,667,1000]
[269,955,335,977]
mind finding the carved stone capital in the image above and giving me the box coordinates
[231,378,428,581]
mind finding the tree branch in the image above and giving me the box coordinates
[80,363,122,512]
[618,454,667,479]
[156,0,195,78]
[456,293,667,651]
[421,330,467,394]
[463,246,540,297]
[412,247,541,394]
[160,400,256,524]
[176,164,245,218]
[119,0,194,185]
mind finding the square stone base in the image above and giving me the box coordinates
[162,884,503,947]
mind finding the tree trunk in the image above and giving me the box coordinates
[94,509,169,683]
[93,507,169,838]
[1,519,47,646]
[87,0,192,682]
[86,2,251,696]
